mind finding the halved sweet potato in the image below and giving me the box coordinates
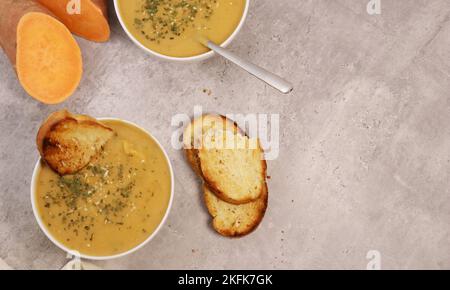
[0,0,82,104]
[37,0,110,42]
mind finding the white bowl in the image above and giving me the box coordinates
[113,0,250,62]
[30,118,175,261]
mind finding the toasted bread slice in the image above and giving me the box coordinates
[36,110,114,175]
[204,182,268,237]
[183,114,267,204]
[198,131,267,204]
[183,114,242,176]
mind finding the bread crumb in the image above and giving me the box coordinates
[202,88,212,96]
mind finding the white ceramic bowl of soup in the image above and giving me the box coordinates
[31,118,174,260]
[114,0,250,62]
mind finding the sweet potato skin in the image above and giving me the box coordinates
[92,0,108,17]
[0,0,52,65]
[37,0,110,42]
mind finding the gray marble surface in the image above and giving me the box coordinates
[1,0,449,270]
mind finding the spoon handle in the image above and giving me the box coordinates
[207,41,294,94]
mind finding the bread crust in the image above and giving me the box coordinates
[184,114,267,204]
[204,182,268,238]
[198,138,267,205]
[183,114,269,237]
[183,114,242,176]
[36,110,114,175]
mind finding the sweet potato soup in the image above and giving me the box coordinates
[34,120,171,257]
[117,0,246,57]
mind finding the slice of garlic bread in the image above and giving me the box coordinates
[198,132,266,204]
[204,182,268,237]
[36,110,114,175]
[183,114,242,176]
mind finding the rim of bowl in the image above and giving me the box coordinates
[30,118,175,261]
[113,0,250,62]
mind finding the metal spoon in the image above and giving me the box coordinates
[198,36,294,94]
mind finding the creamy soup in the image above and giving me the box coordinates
[118,0,246,57]
[34,120,171,257]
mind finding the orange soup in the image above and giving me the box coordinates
[118,0,246,57]
[34,120,171,257]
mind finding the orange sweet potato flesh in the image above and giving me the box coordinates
[37,0,110,42]
[0,0,83,104]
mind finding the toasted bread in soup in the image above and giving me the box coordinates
[204,182,268,237]
[183,114,242,176]
[198,131,267,205]
[37,110,114,175]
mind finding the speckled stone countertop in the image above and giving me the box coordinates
[1,0,449,269]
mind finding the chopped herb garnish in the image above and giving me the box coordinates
[134,0,218,42]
